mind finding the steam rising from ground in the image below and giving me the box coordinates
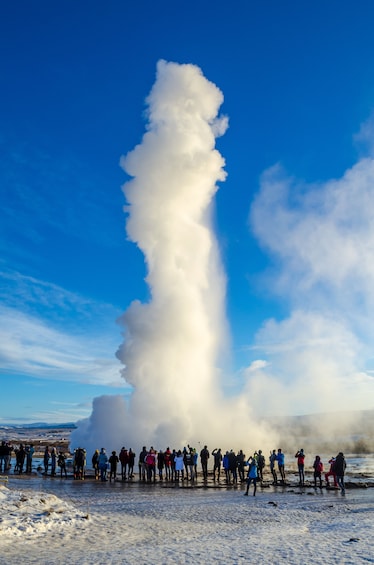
[71,61,273,454]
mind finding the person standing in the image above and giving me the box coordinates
[157,450,165,480]
[43,446,50,475]
[138,446,147,481]
[244,456,258,496]
[92,449,100,480]
[74,448,86,480]
[58,452,67,478]
[325,457,338,487]
[295,449,305,485]
[276,449,286,483]
[4,442,12,471]
[183,448,192,481]
[200,445,210,481]
[186,448,195,482]
[145,448,156,482]
[222,451,230,484]
[228,450,238,485]
[174,450,184,481]
[119,447,128,480]
[236,450,245,482]
[269,450,278,485]
[170,449,177,481]
[334,452,346,495]
[193,448,198,479]
[98,448,108,482]
[164,447,172,481]
[256,450,265,483]
[16,444,26,474]
[313,455,324,488]
[109,451,119,482]
[128,448,135,478]
[212,448,222,482]
[0,442,6,473]
[51,448,57,476]
[25,444,34,474]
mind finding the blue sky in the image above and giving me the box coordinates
[2,1,374,425]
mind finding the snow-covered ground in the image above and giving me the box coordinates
[0,482,87,538]
[0,476,373,564]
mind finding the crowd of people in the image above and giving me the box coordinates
[0,442,68,478]
[294,449,347,494]
[0,440,348,495]
[0,441,35,474]
[77,444,348,496]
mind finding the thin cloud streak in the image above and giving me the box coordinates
[0,270,125,387]
[0,269,119,321]
[0,305,124,386]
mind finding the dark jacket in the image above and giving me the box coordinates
[334,453,346,476]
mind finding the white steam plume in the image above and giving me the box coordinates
[71,61,274,454]
[245,154,374,450]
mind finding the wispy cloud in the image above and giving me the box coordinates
[0,269,118,327]
[0,304,124,386]
[0,270,126,387]
[0,405,93,425]
[1,269,92,311]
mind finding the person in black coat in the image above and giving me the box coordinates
[200,445,210,481]
[334,452,346,495]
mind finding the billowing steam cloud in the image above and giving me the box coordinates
[248,160,374,416]
[244,157,374,451]
[71,61,273,454]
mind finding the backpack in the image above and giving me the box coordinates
[315,461,323,473]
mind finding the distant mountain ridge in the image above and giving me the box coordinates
[0,422,76,430]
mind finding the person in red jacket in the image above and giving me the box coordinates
[295,449,305,486]
[119,447,129,480]
[313,455,324,488]
[325,457,338,487]
[145,448,157,482]
[164,447,172,481]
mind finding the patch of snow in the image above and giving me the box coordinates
[0,485,88,541]
[0,481,373,564]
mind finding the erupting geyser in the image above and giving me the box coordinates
[71,61,272,453]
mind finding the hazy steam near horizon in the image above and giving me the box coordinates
[71,61,275,454]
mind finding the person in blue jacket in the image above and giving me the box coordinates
[276,448,286,483]
[244,456,258,496]
[98,448,108,482]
